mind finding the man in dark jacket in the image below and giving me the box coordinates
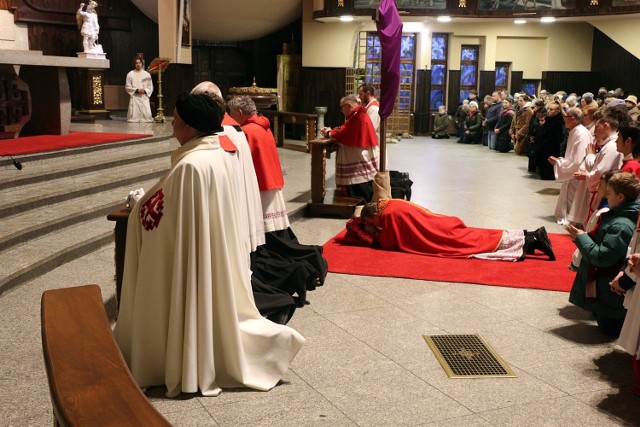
[484,91,503,150]
[535,101,565,180]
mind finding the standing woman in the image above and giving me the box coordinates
[494,97,515,153]
[510,94,534,155]
[125,56,154,123]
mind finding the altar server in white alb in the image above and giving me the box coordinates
[125,56,154,123]
[114,91,305,398]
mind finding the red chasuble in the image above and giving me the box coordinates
[374,199,504,258]
[330,105,378,148]
[241,114,284,191]
[622,159,640,178]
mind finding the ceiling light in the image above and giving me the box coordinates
[339,15,354,22]
[540,16,556,23]
[437,16,451,22]
[514,19,526,24]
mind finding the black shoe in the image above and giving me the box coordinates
[533,227,555,261]
[534,227,551,248]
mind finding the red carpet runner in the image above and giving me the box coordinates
[323,230,576,292]
[0,132,152,156]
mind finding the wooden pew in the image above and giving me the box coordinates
[41,284,171,427]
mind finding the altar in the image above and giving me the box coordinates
[0,50,110,139]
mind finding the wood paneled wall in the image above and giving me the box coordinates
[541,72,598,96]
[300,67,346,128]
[511,71,523,96]
[447,70,461,114]
[414,69,430,135]
[479,70,495,100]
[591,28,640,96]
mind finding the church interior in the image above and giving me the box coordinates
[2,0,640,425]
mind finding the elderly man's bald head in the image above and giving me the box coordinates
[191,81,223,99]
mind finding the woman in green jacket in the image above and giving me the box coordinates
[432,105,451,139]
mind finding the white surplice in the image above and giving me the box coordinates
[618,218,640,358]
[553,124,593,224]
[578,134,623,225]
[221,117,265,251]
[125,69,154,123]
[114,134,305,398]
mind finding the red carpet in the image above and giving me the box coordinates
[323,231,576,292]
[0,132,152,156]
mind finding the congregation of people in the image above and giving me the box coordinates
[448,86,640,397]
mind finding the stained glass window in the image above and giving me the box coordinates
[431,64,445,85]
[494,62,510,94]
[461,48,477,61]
[431,35,447,61]
[522,81,538,97]
[460,65,477,86]
[430,89,444,109]
[356,32,416,135]
[459,45,479,104]
[430,33,448,112]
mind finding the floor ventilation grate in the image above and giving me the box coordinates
[423,334,517,378]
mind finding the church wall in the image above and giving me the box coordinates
[0,10,28,50]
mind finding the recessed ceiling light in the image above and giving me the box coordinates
[540,17,556,23]
[339,15,354,22]
[514,19,526,24]
[437,16,451,22]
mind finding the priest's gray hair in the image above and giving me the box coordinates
[228,95,257,115]
[341,94,360,106]
[191,81,223,99]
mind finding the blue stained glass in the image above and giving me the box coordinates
[460,65,476,86]
[401,36,415,60]
[431,36,446,60]
[431,65,445,85]
[460,90,470,104]
[495,67,507,86]
[522,82,537,97]
[461,48,477,61]
[430,89,444,109]
[400,63,414,84]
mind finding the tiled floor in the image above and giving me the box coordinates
[2,122,640,426]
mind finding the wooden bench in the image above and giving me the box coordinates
[41,284,171,427]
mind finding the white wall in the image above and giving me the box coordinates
[302,3,594,80]
[0,10,29,51]
[588,17,640,60]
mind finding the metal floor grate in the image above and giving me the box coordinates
[537,188,560,196]
[423,334,517,378]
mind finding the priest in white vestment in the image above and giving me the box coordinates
[549,107,593,225]
[114,92,305,398]
[191,81,265,254]
[125,57,154,123]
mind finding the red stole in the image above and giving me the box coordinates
[374,199,504,258]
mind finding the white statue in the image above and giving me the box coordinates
[76,1,103,53]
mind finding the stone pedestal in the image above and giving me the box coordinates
[314,106,327,138]
[77,52,107,60]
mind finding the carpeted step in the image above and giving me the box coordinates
[0,140,174,191]
[0,217,115,296]
[0,157,170,219]
[0,176,161,252]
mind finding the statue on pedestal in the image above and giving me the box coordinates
[76,1,103,54]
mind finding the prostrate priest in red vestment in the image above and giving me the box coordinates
[320,94,379,203]
[114,92,305,398]
[358,199,555,261]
